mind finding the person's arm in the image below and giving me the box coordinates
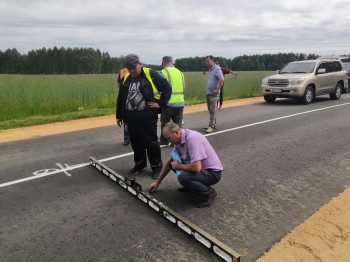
[217,76,224,90]
[116,85,123,127]
[148,157,172,192]
[171,160,201,173]
[151,70,172,109]
[220,67,231,74]
[211,68,225,93]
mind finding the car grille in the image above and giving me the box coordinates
[268,79,289,87]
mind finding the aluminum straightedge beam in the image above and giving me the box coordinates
[89,157,240,262]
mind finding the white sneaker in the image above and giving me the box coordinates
[206,126,214,133]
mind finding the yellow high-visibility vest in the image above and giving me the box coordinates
[123,67,160,99]
[161,67,185,104]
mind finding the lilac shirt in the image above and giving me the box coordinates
[172,129,223,171]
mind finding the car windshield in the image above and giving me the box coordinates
[279,62,316,74]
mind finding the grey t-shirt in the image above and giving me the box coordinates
[206,64,223,95]
[126,75,146,111]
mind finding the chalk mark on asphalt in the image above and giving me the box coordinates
[1,102,350,189]
[32,163,81,177]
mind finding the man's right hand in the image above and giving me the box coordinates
[148,181,159,193]
[117,119,123,127]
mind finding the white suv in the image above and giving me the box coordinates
[261,59,348,104]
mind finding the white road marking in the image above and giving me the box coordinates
[1,102,350,189]
[205,102,350,137]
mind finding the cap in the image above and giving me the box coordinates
[125,53,140,69]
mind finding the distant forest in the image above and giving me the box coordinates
[0,47,320,74]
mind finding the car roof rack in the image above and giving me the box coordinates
[317,55,350,62]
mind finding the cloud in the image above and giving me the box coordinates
[1,0,349,64]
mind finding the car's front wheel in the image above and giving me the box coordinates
[301,86,314,104]
[330,83,342,100]
[263,95,276,103]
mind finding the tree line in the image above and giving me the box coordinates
[175,53,319,72]
[0,47,320,74]
[0,47,125,74]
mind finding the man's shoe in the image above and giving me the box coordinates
[196,189,217,208]
[123,141,130,146]
[203,125,216,129]
[128,165,146,175]
[218,105,223,109]
[177,187,192,192]
[206,126,214,133]
[151,170,160,179]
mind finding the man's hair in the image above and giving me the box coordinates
[164,122,181,133]
[205,55,214,61]
[162,56,173,63]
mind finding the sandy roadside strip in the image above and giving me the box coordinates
[258,187,350,262]
[1,96,349,261]
[0,97,263,143]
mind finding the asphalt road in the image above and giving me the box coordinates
[1,94,350,262]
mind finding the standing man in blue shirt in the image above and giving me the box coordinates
[148,122,223,208]
[204,55,224,133]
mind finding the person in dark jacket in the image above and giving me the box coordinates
[116,53,171,179]
[215,61,238,109]
[117,68,130,146]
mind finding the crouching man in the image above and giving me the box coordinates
[148,122,223,208]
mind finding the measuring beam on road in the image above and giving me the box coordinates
[89,157,240,262]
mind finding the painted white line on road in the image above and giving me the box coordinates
[0,152,135,188]
[1,101,350,189]
[205,102,350,137]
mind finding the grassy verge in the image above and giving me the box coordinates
[0,109,115,130]
[0,71,274,130]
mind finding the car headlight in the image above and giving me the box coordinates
[289,79,305,86]
[262,78,269,85]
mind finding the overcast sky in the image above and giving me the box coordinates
[1,0,350,64]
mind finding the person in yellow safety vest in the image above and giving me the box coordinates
[116,53,172,179]
[159,56,186,145]
[117,68,130,146]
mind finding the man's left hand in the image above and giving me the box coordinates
[212,88,220,94]
[148,102,160,108]
[170,160,180,170]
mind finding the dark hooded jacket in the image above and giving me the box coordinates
[116,67,171,120]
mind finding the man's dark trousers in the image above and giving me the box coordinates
[160,106,184,144]
[126,110,162,171]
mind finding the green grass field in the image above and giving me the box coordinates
[0,71,274,130]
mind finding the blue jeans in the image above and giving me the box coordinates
[178,169,221,200]
[124,123,130,143]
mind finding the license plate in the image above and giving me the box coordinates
[270,88,282,93]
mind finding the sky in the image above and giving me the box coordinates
[1,0,350,64]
